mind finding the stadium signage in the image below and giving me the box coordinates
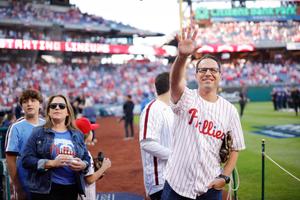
[219,91,240,103]
[195,6,298,20]
[0,39,62,51]
[0,39,254,54]
[64,42,110,53]
[196,44,254,53]
[252,124,300,138]
[0,38,168,56]
[287,42,300,50]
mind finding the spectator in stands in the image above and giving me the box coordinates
[0,60,299,110]
[82,97,98,144]
[5,89,44,200]
[75,94,86,116]
[1,112,16,128]
[14,97,24,120]
[75,117,111,200]
[82,98,96,123]
[22,94,90,200]
[72,99,80,118]
[0,111,5,127]
[123,95,135,139]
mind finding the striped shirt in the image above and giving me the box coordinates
[165,87,245,199]
[80,151,96,200]
[139,99,174,195]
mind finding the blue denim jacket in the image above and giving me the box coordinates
[22,126,90,195]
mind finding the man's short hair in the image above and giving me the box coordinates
[155,72,170,95]
[195,54,222,72]
[19,89,43,105]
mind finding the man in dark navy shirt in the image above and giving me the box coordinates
[123,95,135,139]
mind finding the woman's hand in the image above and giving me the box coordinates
[68,157,87,171]
[45,155,70,168]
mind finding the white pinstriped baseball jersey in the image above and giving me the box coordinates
[139,99,174,195]
[165,87,245,199]
[80,151,96,200]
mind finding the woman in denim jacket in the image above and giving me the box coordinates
[22,94,90,200]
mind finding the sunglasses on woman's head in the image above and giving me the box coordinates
[49,103,66,110]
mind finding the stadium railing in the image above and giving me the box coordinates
[0,127,10,200]
[0,159,10,200]
[0,127,8,159]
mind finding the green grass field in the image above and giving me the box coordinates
[135,101,300,200]
[236,102,300,200]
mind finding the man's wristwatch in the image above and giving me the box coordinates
[218,174,230,184]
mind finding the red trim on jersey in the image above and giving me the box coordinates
[153,156,159,185]
[143,100,156,139]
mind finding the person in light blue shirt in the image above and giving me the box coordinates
[82,97,97,143]
[5,89,44,200]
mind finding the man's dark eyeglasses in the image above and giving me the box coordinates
[196,68,220,74]
[49,103,66,110]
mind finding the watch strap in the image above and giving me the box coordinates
[218,174,230,184]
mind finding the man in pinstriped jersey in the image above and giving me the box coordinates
[161,26,245,200]
[139,72,174,200]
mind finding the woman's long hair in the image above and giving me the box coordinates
[44,94,77,130]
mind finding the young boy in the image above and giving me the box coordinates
[6,89,45,200]
[75,117,111,200]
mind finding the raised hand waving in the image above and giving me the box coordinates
[176,26,201,57]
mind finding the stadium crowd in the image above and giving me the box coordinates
[1,20,300,44]
[0,61,169,110]
[0,1,299,200]
[0,1,138,44]
[219,59,300,86]
[0,28,113,44]
[0,2,300,45]
[197,21,300,44]
[1,59,299,110]
[0,1,132,28]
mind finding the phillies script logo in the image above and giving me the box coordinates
[188,108,224,140]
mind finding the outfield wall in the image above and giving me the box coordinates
[189,81,300,102]
[247,86,273,102]
[221,86,273,102]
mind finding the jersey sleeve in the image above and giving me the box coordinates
[139,101,162,141]
[170,87,195,114]
[5,125,21,154]
[140,140,171,160]
[229,106,246,151]
[85,153,94,177]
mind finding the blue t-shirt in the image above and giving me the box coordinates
[51,130,76,185]
[5,118,45,193]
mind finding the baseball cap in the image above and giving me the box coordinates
[75,117,99,135]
